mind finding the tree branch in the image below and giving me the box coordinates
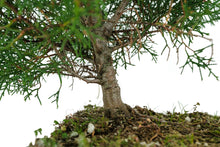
[102,0,129,37]
[4,1,41,35]
[51,44,100,84]
[59,70,100,84]
[4,1,18,14]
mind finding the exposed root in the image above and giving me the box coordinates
[125,104,166,122]
[104,103,131,118]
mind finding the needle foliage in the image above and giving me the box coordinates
[0,0,219,105]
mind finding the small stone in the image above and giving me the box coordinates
[204,142,209,146]
[70,131,79,137]
[155,142,161,146]
[161,119,167,123]
[195,141,201,145]
[196,124,201,129]
[87,123,95,134]
[140,141,147,147]
[185,116,191,122]
[133,126,138,130]
[146,118,151,122]
[147,141,161,147]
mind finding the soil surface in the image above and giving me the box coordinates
[29,104,220,147]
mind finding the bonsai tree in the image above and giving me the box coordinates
[0,0,219,116]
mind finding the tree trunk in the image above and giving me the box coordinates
[85,0,131,117]
[101,65,129,117]
[93,36,129,117]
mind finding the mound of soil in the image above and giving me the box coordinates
[29,104,220,147]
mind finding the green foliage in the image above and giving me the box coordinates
[41,136,57,147]
[34,128,42,137]
[0,0,220,104]
[53,120,59,125]
[180,46,218,80]
[0,0,103,104]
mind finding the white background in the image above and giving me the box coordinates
[0,22,219,147]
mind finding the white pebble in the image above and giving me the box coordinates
[70,131,79,137]
[195,141,201,145]
[87,123,95,134]
[147,141,161,147]
[196,124,201,129]
[140,141,147,147]
[185,116,191,122]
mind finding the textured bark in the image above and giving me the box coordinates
[101,65,122,108]
[91,0,130,117]
[89,30,129,116]
[101,65,129,117]
[93,38,129,117]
